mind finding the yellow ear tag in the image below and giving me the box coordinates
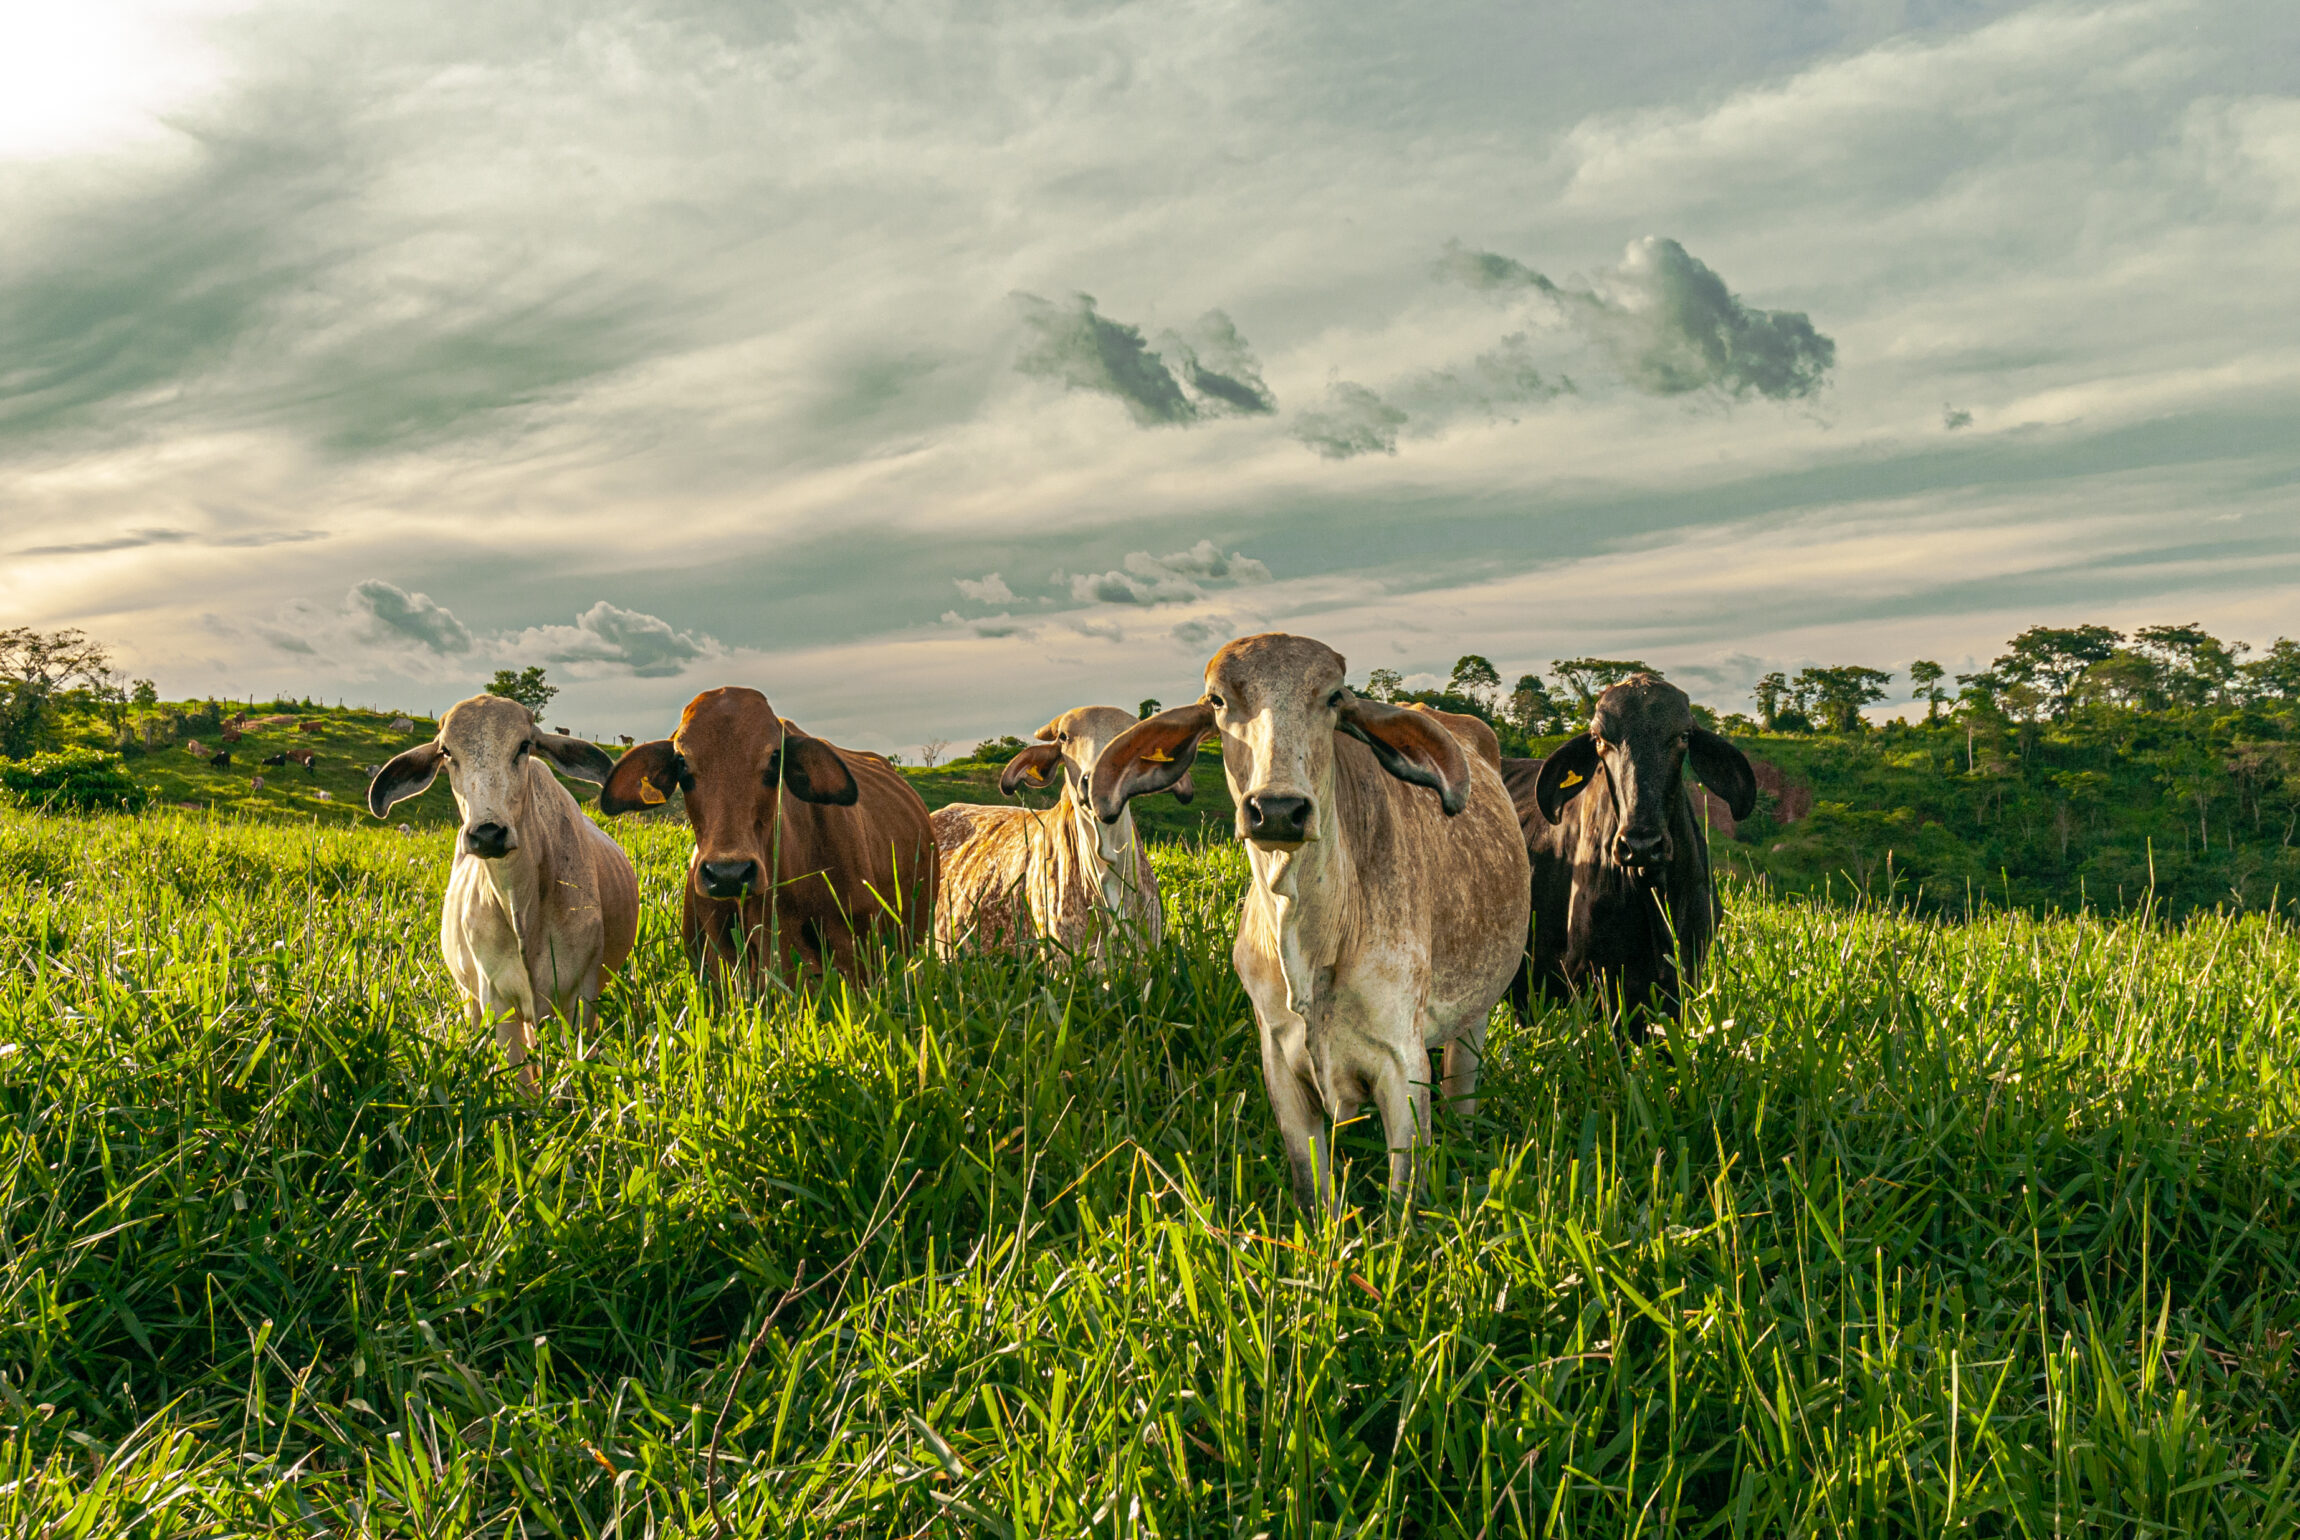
[639,780,667,805]
[1559,769,1585,788]
[1140,748,1173,763]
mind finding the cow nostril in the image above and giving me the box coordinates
[699,859,760,898]
[1244,794,1313,842]
[464,822,512,858]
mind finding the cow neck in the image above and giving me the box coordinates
[1061,773,1146,920]
[1245,762,1361,1020]
[475,768,557,956]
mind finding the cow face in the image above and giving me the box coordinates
[1091,633,1472,852]
[367,694,616,856]
[1535,675,1757,868]
[599,687,858,900]
[999,705,1159,866]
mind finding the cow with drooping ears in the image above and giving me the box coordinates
[1501,673,1757,1035]
[1092,634,1531,1213]
[600,687,937,983]
[369,695,638,1092]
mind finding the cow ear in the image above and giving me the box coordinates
[1689,727,1758,820]
[998,740,1065,795]
[776,727,859,806]
[368,743,444,818]
[1091,702,1214,822]
[600,739,681,815]
[533,731,616,787]
[1337,695,1473,816]
[1534,733,1600,824]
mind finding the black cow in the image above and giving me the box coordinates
[1503,674,1757,1038]
[260,752,290,767]
[210,750,233,768]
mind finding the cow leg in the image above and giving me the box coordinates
[1253,1011,1332,1214]
[494,1011,539,1093]
[1367,1048,1431,1207]
[1440,1020,1486,1119]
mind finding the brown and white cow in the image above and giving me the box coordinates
[600,687,936,982]
[931,706,1173,961]
[369,694,639,1091]
[1094,634,1532,1210]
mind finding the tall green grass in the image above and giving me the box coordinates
[2,806,2297,1535]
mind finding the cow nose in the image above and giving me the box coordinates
[1615,829,1670,867]
[698,859,760,899]
[1243,794,1314,845]
[464,822,514,859]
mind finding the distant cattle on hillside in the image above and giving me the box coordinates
[260,752,289,767]
[297,720,322,734]
[220,728,242,744]
[210,750,233,768]
[389,716,415,733]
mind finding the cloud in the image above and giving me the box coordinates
[1171,611,1253,649]
[1394,333,1572,428]
[1440,236,1835,401]
[1293,381,1408,459]
[954,571,1015,603]
[15,525,328,557]
[1014,294,1274,426]
[350,579,473,654]
[1157,311,1277,417]
[509,601,711,678]
[1068,539,1272,605]
[1944,404,1974,429]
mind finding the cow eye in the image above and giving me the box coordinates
[1206,692,1225,709]
[515,741,530,758]
[1327,689,1345,709]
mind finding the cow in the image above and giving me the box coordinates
[618,735,634,747]
[289,748,317,775]
[1502,674,1757,1038]
[221,728,243,744]
[600,687,937,983]
[297,720,322,734]
[368,694,638,1092]
[931,705,1173,961]
[210,750,233,768]
[260,752,289,767]
[1093,634,1532,1212]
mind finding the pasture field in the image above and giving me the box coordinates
[3,808,2299,1536]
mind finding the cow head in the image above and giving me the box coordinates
[598,686,858,900]
[367,694,616,858]
[1000,704,1175,868]
[1534,674,1757,870]
[1093,633,1472,851]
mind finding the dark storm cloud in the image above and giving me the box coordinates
[1440,236,1835,402]
[1014,295,1275,426]
[349,579,473,654]
[1292,381,1409,459]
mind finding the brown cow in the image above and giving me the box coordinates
[931,705,1171,961]
[1502,674,1756,1036]
[601,688,936,982]
[1094,634,1531,1211]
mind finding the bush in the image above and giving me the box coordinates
[0,747,150,814]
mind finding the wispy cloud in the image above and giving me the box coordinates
[1014,294,1275,426]
[1293,381,1408,459]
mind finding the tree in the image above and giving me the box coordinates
[1363,668,1403,703]
[0,628,113,760]
[1504,673,1559,735]
[1447,654,1501,710]
[2131,623,2245,707]
[1752,672,1793,730]
[1137,699,1161,719]
[1551,658,1653,713]
[2242,638,2300,702]
[2079,649,2166,711]
[1992,625,2121,718]
[486,666,558,714]
[1793,666,1893,733]
[131,679,158,709]
[1908,660,1947,722]
[919,738,950,768]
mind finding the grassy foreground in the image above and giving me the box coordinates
[2,809,2298,1536]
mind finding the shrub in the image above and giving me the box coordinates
[0,747,150,814]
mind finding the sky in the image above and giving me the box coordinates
[3,0,2296,753]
